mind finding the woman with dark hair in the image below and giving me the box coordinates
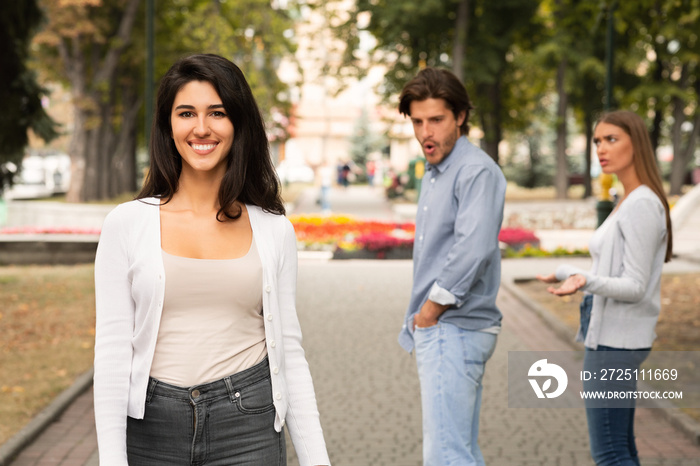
[94,54,330,466]
[537,110,672,465]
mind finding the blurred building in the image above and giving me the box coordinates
[278,1,421,178]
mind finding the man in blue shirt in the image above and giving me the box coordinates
[398,68,506,465]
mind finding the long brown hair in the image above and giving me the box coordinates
[138,54,285,220]
[596,110,673,262]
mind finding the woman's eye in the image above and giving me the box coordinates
[212,111,227,117]
[179,111,194,118]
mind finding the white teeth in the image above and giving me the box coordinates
[191,143,216,151]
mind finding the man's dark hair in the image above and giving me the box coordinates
[398,68,474,136]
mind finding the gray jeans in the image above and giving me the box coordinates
[127,357,286,465]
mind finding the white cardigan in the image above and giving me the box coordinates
[556,185,667,349]
[94,198,329,466]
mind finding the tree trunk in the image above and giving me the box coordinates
[583,111,593,198]
[111,88,141,196]
[526,135,540,189]
[66,107,87,203]
[452,0,469,81]
[63,0,141,202]
[554,58,568,199]
[477,81,501,165]
[669,97,700,195]
[649,53,664,153]
[668,67,700,196]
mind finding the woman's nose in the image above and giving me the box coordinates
[193,117,210,136]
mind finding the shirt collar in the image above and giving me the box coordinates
[426,136,467,174]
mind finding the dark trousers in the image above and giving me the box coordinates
[127,358,286,465]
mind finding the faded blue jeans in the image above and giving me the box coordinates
[126,358,285,465]
[414,322,497,466]
[583,346,651,466]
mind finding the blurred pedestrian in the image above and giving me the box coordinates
[537,110,672,466]
[318,161,334,215]
[93,54,330,466]
[366,159,376,187]
[397,67,506,466]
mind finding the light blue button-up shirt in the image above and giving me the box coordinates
[399,136,506,352]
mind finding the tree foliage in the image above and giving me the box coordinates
[330,0,700,195]
[615,0,700,195]
[33,0,296,202]
[0,0,58,191]
[333,0,541,165]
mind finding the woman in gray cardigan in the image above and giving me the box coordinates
[537,110,672,466]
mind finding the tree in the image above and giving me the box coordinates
[349,107,385,169]
[0,0,58,191]
[617,0,700,195]
[35,0,142,202]
[34,0,297,202]
[332,0,540,165]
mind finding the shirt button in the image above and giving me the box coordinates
[431,178,435,183]
[265,285,271,293]
[275,392,282,400]
[267,314,273,321]
[423,206,428,211]
[280,419,286,427]
[419,235,424,241]
[270,340,276,348]
[273,366,279,374]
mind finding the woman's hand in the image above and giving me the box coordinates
[546,274,586,296]
[535,273,559,284]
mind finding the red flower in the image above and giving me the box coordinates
[498,228,539,245]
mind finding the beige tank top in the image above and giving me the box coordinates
[150,238,267,387]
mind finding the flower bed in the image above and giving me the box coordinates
[290,218,588,259]
[498,227,540,251]
[1,219,587,260]
[288,214,415,259]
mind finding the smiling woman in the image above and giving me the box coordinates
[93,54,329,466]
[170,81,234,178]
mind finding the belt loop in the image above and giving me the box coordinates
[146,377,157,403]
[224,376,236,402]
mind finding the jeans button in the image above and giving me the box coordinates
[191,389,200,398]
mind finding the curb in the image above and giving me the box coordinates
[0,368,94,466]
[502,278,700,446]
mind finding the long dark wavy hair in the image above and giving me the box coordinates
[137,53,285,219]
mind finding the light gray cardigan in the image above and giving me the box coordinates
[94,198,329,466]
[555,185,667,349]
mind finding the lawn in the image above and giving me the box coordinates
[0,264,96,446]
